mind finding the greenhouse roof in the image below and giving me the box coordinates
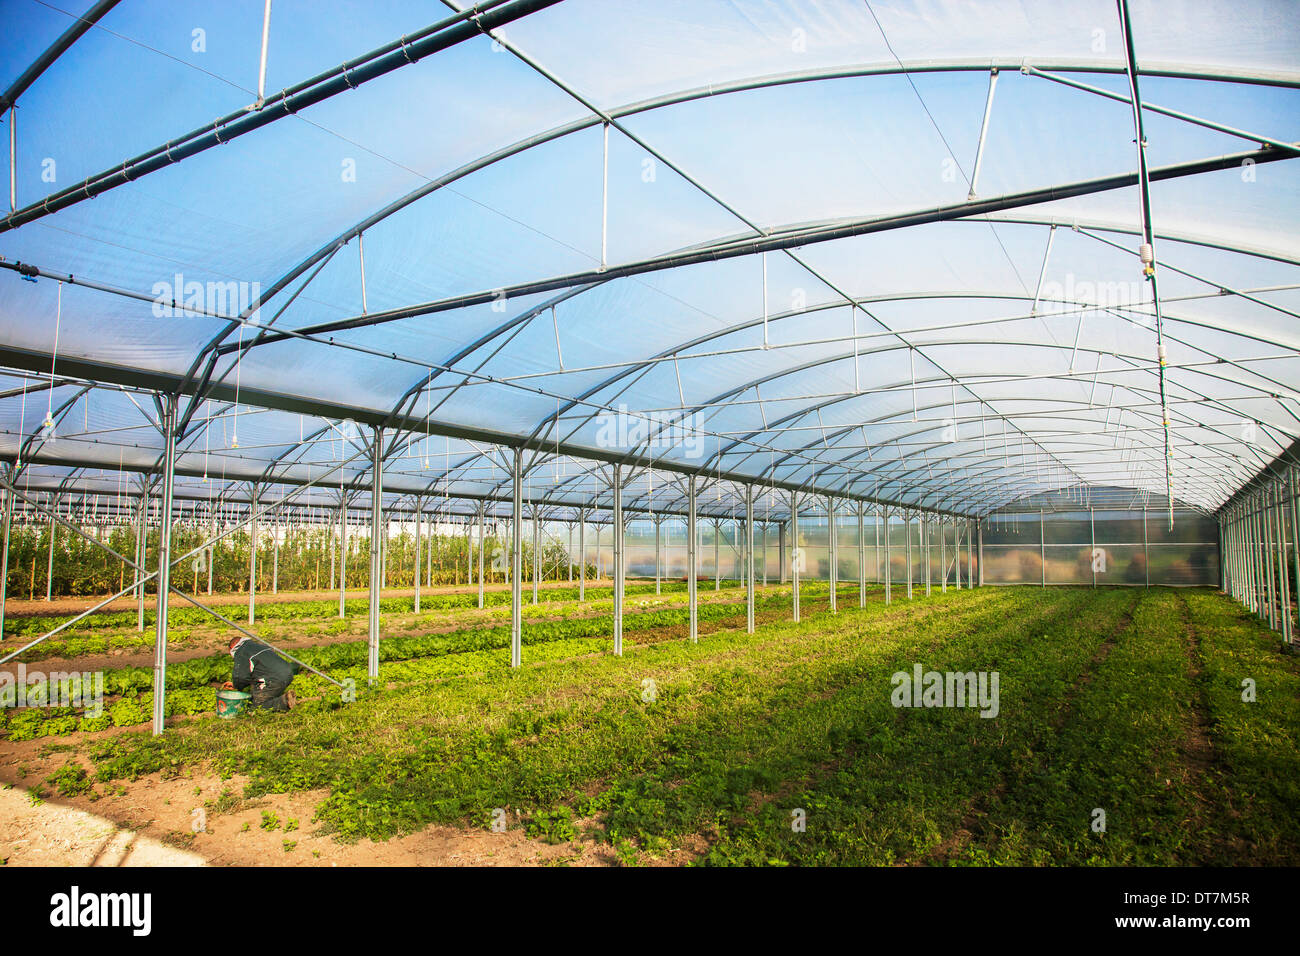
[1,0,1297,520]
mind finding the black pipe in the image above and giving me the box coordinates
[0,0,121,113]
[0,0,564,235]
[243,143,1297,350]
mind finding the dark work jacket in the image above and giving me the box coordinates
[230,639,298,691]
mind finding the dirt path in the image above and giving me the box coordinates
[0,784,205,866]
[0,765,669,867]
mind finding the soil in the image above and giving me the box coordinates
[0,749,702,867]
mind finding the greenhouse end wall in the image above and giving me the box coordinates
[979,509,1219,587]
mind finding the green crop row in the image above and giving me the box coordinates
[0,587,797,738]
[0,580,702,640]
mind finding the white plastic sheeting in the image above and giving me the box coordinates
[1,0,1297,518]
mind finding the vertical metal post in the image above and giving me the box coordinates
[905,514,913,599]
[713,519,720,592]
[827,496,837,613]
[271,513,279,595]
[136,489,148,631]
[654,517,661,595]
[924,515,931,596]
[883,510,892,604]
[688,476,698,642]
[338,497,348,618]
[578,508,586,601]
[1268,491,1280,630]
[1039,508,1045,588]
[413,496,422,614]
[366,430,383,683]
[746,485,755,633]
[44,502,56,601]
[207,505,215,596]
[968,519,974,588]
[791,492,801,622]
[150,395,177,736]
[532,508,540,605]
[612,464,623,656]
[0,480,12,641]
[955,518,963,590]
[8,106,16,212]
[857,501,866,608]
[510,448,523,668]
[762,519,769,587]
[1274,482,1291,643]
[248,483,259,626]
[778,520,786,584]
[477,505,486,609]
[940,516,947,593]
[1290,470,1300,636]
[977,522,984,586]
[568,522,574,582]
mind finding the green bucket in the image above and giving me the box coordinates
[216,689,251,719]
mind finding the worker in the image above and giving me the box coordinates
[222,635,299,711]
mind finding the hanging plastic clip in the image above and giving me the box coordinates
[1139,242,1155,277]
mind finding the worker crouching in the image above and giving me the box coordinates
[223,635,300,711]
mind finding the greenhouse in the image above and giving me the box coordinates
[0,0,1297,878]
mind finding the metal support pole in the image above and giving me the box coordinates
[791,492,801,622]
[248,483,259,626]
[955,518,963,590]
[905,514,913,600]
[136,490,147,631]
[779,520,786,584]
[532,509,540,604]
[827,496,837,613]
[612,464,623,656]
[42,502,56,601]
[884,510,891,604]
[150,394,177,736]
[968,519,974,587]
[688,476,698,643]
[746,485,755,633]
[271,513,279,595]
[977,522,985,586]
[1290,470,1300,637]
[367,430,383,683]
[762,519,768,588]
[1267,491,1279,630]
[477,506,486,609]
[207,507,215,596]
[510,447,523,668]
[924,515,931,596]
[1039,508,1046,588]
[578,509,586,601]
[857,501,866,608]
[654,517,661,595]
[338,498,348,618]
[940,517,947,593]
[713,519,720,592]
[1274,482,1291,643]
[413,496,422,614]
[0,481,12,641]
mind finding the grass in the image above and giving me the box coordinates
[11,582,1297,866]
